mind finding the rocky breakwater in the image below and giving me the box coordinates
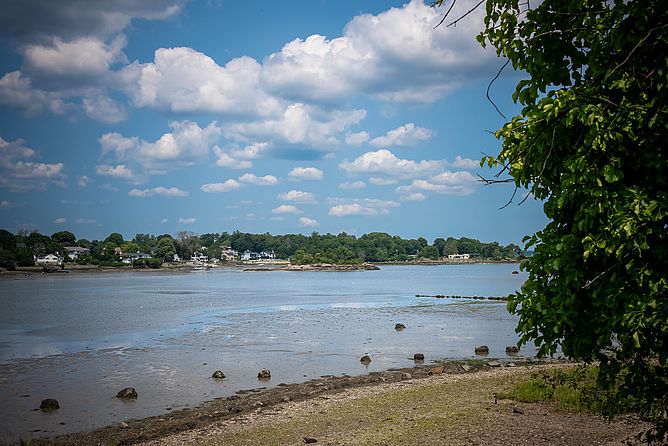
[285,263,380,272]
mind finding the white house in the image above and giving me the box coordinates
[173,253,181,262]
[121,252,151,264]
[191,251,208,263]
[447,253,471,260]
[220,246,238,261]
[63,246,89,261]
[35,254,62,266]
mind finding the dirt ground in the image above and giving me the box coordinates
[34,360,649,446]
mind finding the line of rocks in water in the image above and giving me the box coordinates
[415,294,509,301]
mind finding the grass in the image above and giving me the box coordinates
[498,366,603,413]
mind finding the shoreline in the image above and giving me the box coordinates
[29,357,572,446]
[0,259,520,277]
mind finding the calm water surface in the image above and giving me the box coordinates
[0,264,530,441]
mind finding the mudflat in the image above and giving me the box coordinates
[31,360,647,446]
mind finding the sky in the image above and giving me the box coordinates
[0,0,548,245]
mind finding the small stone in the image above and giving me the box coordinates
[474,345,490,355]
[413,353,425,361]
[401,372,412,380]
[40,399,59,411]
[394,323,406,331]
[506,346,520,355]
[282,396,291,403]
[212,370,226,379]
[120,422,129,428]
[304,437,318,444]
[513,407,525,414]
[258,369,271,379]
[116,387,138,399]
[428,366,444,376]
[487,361,503,368]
[360,355,371,364]
[461,364,472,372]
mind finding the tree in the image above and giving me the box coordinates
[104,232,124,246]
[456,0,667,440]
[155,237,176,262]
[51,231,76,245]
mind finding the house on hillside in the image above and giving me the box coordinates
[220,246,238,261]
[35,254,63,266]
[121,252,151,264]
[447,253,470,260]
[191,252,208,263]
[63,246,89,261]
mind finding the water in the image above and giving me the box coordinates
[0,263,529,441]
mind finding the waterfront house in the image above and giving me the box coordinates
[63,246,89,261]
[35,253,62,266]
[121,252,151,264]
[191,251,208,263]
[447,253,471,260]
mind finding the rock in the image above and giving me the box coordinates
[212,370,226,379]
[394,323,406,331]
[40,398,60,411]
[304,437,318,443]
[120,422,129,428]
[257,369,271,380]
[401,372,412,380]
[360,355,371,364]
[116,387,138,399]
[487,361,503,367]
[512,270,519,274]
[506,346,520,355]
[428,366,444,376]
[413,353,425,361]
[474,345,490,355]
[513,407,525,414]
[282,396,291,403]
[461,364,472,372]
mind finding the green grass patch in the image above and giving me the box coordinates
[498,366,604,413]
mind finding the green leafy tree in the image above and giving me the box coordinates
[51,231,76,245]
[103,232,124,247]
[155,237,177,262]
[461,0,668,440]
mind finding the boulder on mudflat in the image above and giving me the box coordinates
[257,369,271,380]
[304,437,318,444]
[116,387,138,399]
[474,345,490,355]
[394,323,406,331]
[360,355,371,364]
[40,398,60,411]
[506,346,520,355]
[212,370,226,379]
[401,372,412,380]
[413,353,425,361]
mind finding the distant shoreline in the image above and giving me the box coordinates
[0,259,521,277]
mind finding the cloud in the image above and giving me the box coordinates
[399,192,426,201]
[288,166,324,180]
[339,181,366,190]
[447,155,480,169]
[0,200,11,208]
[272,204,302,214]
[339,149,443,179]
[99,120,222,174]
[161,218,168,223]
[261,0,495,104]
[0,136,65,192]
[345,131,369,146]
[53,217,67,224]
[128,186,188,197]
[223,103,366,148]
[395,171,477,198]
[213,142,270,169]
[75,218,97,224]
[238,173,278,186]
[299,217,319,227]
[328,197,399,217]
[77,175,92,188]
[95,164,144,183]
[178,217,196,224]
[368,176,397,186]
[82,93,126,123]
[369,123,433,147]
[278,190,316,203]
[0,71,66,115]
[200,179,241,193]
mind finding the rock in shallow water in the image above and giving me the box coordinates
[258,369,271,379]
[40,398,59,411]
[413,353,425,361]
[116,387,138,399]
[212,370,226,379]
[474,345,490,355]
[360,355,371,364]
[394,323,406,331]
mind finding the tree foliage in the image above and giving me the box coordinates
[466,0,667,440]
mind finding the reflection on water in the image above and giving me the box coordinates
[0,264,530,441]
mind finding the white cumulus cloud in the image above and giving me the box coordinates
[288,166,324,180]
[200,179,241,193]
[239,173,278,186]
[339,149,443,179]
[369,123,433,147]
[338,181,366,190]
[178,217,196,224]
[272,204,302,214]
[128,186,188,197]
[53,217,67,224]
[278,190,317,203]
[299,217,319,227]
[95,164,144,183]
[328,197,399,217]
[0,136,66,192]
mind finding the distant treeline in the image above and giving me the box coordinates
[0,228,521,269]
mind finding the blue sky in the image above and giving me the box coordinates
[0,0,547,244]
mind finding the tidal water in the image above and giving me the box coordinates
[0,263,531,441]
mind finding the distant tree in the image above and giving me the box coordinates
[420,245,440,260]
[120,242,141,254]
[0,229,15,251]
[104,232,124,246]
[76,239,91,248]
[442,238,458,256]
[155,237,177,262]
[15,248,35,266]
[51,231,76,245]
[432,237,447,256]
